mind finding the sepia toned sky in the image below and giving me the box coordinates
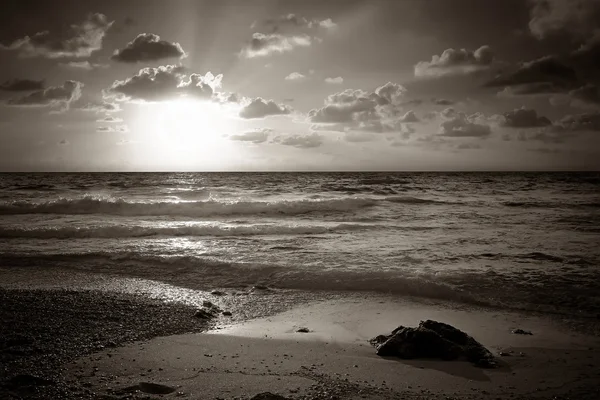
[0,0,599,171]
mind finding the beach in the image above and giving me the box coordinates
[1,280,599,400]
[1,172,599,398]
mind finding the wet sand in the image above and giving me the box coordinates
[66,294,600,399]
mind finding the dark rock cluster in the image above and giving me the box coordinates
[369,320,497,368]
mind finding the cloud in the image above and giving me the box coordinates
[285,72,306,81]
[273,133,323,148]
[501,107,552,128]
[567,84,600,106]
[6,80,83,111]
[240,33,311,58]
[439,113,492,137]
[399,110,419,123]
[528,0,600,39]
[58,139,70,146]
[79,100,121,113]
[571,33,600,71]
[432,98,454,105]
[239,97,291,119]
[97,125,129,133]
[325,77,344,84]
[496,82,564,96]
[555,112,600,131]
[259,14,337,31]
[485,56,577,89]
[111,33,186,63]
[106,65,222,102]
[97,116,124,123]
[0,79,44,91]
[60,61,108,70]
[230,128,272,144]
[309,82,407,125]
[0,13,113,58]
[414,46,494,78]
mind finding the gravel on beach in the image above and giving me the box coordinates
[0,287,210,399]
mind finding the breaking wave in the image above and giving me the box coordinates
[0,197,378,217]
[0,223,376,239]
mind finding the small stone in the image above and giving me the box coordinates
[296,327,310,333]
[511,329,533,335]
[222,311,232,316]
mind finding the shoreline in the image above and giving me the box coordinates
[67,293,600,399]
[2,275,600,399]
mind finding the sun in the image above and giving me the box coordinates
[134,98,240,170]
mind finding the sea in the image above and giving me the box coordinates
[0,172,599,317]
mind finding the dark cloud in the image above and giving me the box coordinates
[528,0,600,40]
[106,65,222,102]
[58,139,69,146]
[414,46,494,78]
[439,113,492,137]
[240,33,311,58]
[111,33,186,63]
[239,98,291,119]
[555,112,600,131]
[273,133,323,148]
[0,79,44,91]
[568,84,600,106]
[571,33,600,71]
[496,82,564,96]
[230,128,272,144]
[501,107,552,128]
[0,13,112,58]
[485,56,578,89]
[6,80,83,111]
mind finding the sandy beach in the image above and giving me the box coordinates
[59,293,600,400]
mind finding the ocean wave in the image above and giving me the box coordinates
[385,196,450,204]
[503,200,600,209]
[0,223,376,239]
[2,252,598,316]
[0,253,485,306]
[0,196,378,217]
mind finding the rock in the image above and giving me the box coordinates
[511,328,533,335]
[250,392,290,400]
[222,311,232,316]
[253,285,269,290]
[211,290,226,296]
[296,327,310,333]
[138,382,176,394]
[370,320,497,368]
[194,308,215,319]
[202,300,214,308]
[3,374,55,389]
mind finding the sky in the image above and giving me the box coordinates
[0,0,599,171]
